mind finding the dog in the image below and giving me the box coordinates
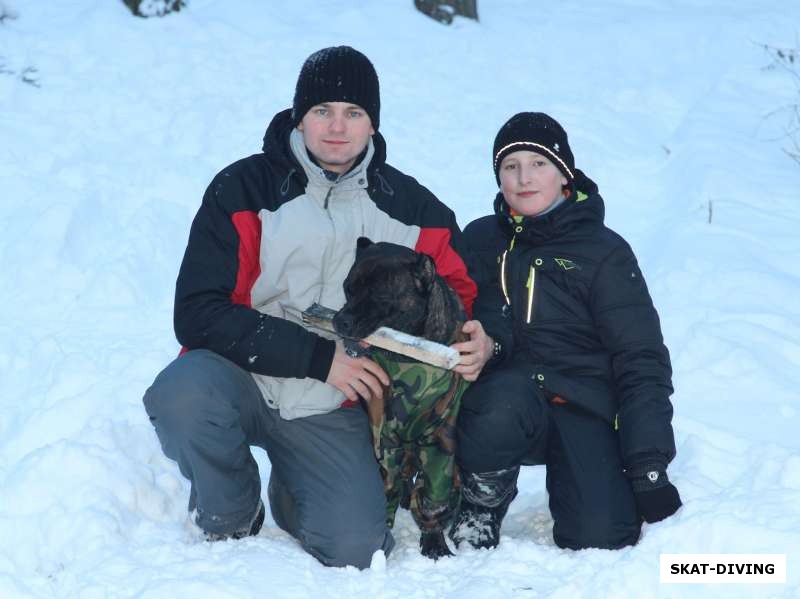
[333,237,469,560]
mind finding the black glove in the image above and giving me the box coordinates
[628,467,682,523]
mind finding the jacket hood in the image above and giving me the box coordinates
[261,108,388,179]
[262,108,301,172]
[494,168,604,243]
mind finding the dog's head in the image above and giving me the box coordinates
[333,237,461,344]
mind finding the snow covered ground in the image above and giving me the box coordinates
[1,0,799,597]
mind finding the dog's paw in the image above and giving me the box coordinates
[419,530,454,560]
[343,338,369,358]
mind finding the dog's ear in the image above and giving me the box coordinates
[356,237,374,259]
[415,253,437,292]
[422,277,455,344]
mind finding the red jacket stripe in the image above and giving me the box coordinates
[231,211,262,307]
[415,227,477,318]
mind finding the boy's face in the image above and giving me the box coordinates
[498,150,568,217]
[298,102,374,174]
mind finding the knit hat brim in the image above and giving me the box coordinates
[492,112,575,186]
[493,141,575,181]
[292,46,381,130]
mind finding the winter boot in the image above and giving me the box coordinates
[204,499,265,542]
[449,466,519,550]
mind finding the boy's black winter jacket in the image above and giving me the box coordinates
[465,170,676,470]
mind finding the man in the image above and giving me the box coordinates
[143,46,490,569]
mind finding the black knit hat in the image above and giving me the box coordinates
[492,112,575,185]
[292,46,380,130]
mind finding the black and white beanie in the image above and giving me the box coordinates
[292,46,381,130]
[492,112,575,185]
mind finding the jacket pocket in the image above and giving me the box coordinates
[529,364,617,424]
[252,374,345,420]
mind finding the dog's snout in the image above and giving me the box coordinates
[333,310,354,336]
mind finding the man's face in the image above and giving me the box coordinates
[298,102,374,174]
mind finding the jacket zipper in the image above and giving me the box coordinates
[318,185,336,304]
[499,234,517,306]
[500,244,537,324]
[525,266,536,324]
[500,249,510,306]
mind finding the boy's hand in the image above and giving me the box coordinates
[451,320,493,381]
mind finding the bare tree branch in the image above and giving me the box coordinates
[761,38,800,165]
[20,66,40,88]
[0,2,20,24]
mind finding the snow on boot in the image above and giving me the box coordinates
[449,489,518,549]
[449,466,519,549]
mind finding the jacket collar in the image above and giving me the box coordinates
[494,169,605,243]
[261,108,389,186]
[289,127,374,192]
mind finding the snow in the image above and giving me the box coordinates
[1,0,799,597]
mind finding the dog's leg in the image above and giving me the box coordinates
[380,438,417,529]
[380,446,403,528]
[414,374,470,559]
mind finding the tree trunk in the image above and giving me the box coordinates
[122,0,185,18]
[414,0,478,25]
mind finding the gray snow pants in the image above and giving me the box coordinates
[143,349,394,569]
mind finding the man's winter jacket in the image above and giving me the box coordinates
[464,171,675,469]
[174,109,476,420]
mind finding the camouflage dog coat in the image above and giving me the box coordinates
[366,349,470,533]
[332,238,471,535]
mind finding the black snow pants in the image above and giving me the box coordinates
[456,365,641,550]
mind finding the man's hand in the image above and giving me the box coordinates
[451,320,493,382]
[326,341,390,402]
